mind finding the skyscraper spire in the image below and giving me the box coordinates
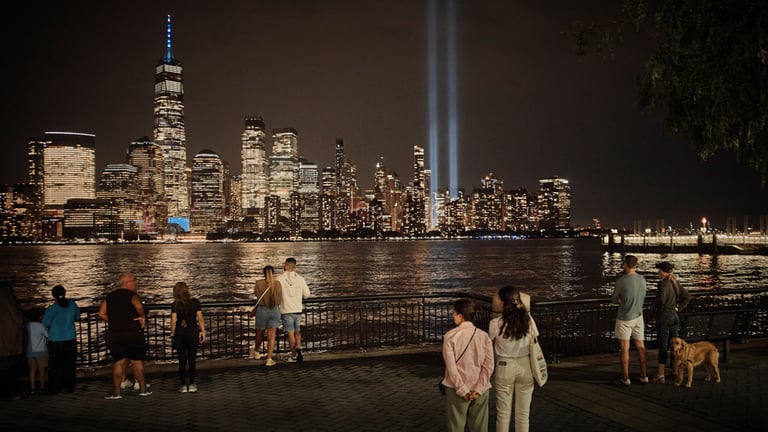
[164,14,174,63]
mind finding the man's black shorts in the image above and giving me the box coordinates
[108,330,147,362]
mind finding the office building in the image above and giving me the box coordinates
[296,159,320,234]
[241,116,269,213]
[127,137,167,235]
[37,132,96,208]
[268,128,299,221]
[537,176,571,230]
[97,164,143,235]
[190,150,225,233]
[153,15,189,219]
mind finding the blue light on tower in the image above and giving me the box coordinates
[165,14,174,61]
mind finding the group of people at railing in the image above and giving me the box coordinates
[0,256,310,401]
[441,255,691,432]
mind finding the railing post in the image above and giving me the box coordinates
[359,300,365,351]
[421,294,426,344]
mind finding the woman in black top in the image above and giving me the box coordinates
[170,282,206,393]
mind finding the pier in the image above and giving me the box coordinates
[601,233,768,255]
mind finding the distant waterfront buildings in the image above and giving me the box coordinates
[1,14,581,242]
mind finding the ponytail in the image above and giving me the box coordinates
[52,284,69,307]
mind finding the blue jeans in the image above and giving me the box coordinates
[656,310,679,365]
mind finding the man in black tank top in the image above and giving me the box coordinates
[98,273,150,399]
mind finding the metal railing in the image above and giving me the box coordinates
[53,288,768,368]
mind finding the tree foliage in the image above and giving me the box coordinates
[571,0,768,183]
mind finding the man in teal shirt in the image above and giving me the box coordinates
[612,255,649,386]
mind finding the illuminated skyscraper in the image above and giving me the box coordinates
[40,132,96,207]
[296,159,320,234]
[472,173,504,231]
[190,149,225,233]
[241,116,269,213]
[97,164,143,235]
[153,15,189,220]
[268,128,299,221]
[334,138,350,231]
[537,176,571,230]
[127,137,167,234]
[320,166,336,231]
[404,145,427,235]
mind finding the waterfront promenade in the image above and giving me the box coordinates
[1,339,766,432]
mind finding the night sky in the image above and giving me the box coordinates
[3,0,767,229]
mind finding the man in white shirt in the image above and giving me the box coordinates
[277,258,311,362]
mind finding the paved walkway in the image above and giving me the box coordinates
[1,340,767,432]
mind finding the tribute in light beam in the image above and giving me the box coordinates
[427,0,439,224]
[446,0,458,198]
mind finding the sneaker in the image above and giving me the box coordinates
[639,376,650,384]
[265,358,277,367]
[133,382,151,391]
[138,390,152,397]
[296,348,303,363]
[253,353,265,360]
[120,380,133,390]
[652,375,666,384]
[179,385,188,393]
[104,393,123,400]
[286,356,297,363]
[188,384,198,393]
[620,378,631,386]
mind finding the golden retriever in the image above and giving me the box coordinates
[669,337,721,388]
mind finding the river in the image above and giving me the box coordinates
[2,238,766,307]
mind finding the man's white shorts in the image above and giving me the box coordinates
[615,315,645,340]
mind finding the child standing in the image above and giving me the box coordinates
[27,310,49,395]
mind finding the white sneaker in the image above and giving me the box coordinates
[188,384,198,393]
[179,385,188,393]
[639,376,650,384]
[620,378,631,386]
[133,382,151,391]
[120,380,133,390]
[265,358,277,367]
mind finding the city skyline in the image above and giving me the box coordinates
[3,1,767,228]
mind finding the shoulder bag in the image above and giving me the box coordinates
[438,327,477,395]
[529,317,548,386]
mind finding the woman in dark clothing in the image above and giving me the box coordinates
[170,282,206,393]
[652,261,691,383]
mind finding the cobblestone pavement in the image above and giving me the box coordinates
[1,340,766,432]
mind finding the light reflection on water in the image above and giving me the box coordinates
[2,238,766,307]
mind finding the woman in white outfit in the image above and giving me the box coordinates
[489,286,537,432]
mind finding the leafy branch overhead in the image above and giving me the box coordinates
[569,0,768,184]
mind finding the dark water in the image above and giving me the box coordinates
[2,238,766,307]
